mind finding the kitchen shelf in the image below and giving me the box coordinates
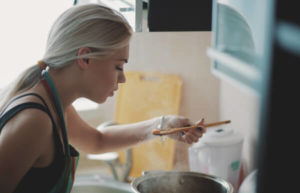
[207,47,261,94]
[208,0,274,95]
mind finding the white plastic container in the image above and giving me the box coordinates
[188,127,244,192]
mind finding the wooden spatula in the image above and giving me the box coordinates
[152,120,231,136]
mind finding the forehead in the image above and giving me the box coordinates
[111,46,129,61]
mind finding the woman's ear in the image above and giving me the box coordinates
[77,47,91,70]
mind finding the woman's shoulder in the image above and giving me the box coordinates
[18,106,53,127]
[0,103,55,189]
[1,105,53,139]
[0,90,55,149]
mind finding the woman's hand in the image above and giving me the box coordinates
[158,115,206,144]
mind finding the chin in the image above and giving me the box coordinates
[90,93,110,104]
[94,99,105,104]
[97,96,108,104]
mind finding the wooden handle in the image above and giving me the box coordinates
[152,120,231,136]
[203,120,231,127]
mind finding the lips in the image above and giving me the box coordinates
[109,87,118,97]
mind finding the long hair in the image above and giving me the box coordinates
[0,4,132,111]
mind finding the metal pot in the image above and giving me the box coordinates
[131,171,234,193]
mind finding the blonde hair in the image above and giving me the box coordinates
[0,4,132,110]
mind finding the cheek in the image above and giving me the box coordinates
[94,71,117,91]
[87,63,118,93]
[102,71,118,85]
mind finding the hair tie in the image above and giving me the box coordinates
[38,60,47,70]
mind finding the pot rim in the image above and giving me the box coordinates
[130,171,234,193]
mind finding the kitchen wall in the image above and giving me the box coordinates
[78,31,220,171]
[78,31,258,175]
[219,81,260,174]
[80,32,220,124]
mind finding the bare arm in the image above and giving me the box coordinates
[66,105,205,154]
[66,105,161,154]
[0,109,53,193]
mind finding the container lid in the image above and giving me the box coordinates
[201,127,244,146]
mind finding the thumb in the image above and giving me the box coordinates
[196,118,205,125]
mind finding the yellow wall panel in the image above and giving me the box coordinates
[114,71,182,177]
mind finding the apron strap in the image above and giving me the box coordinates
[42,70,70,155]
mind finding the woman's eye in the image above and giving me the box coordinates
[115,66,123,71]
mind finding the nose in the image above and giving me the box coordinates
[118,71,126,84]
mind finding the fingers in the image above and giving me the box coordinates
[181,118,206,144]
[195,118,206,133]
[163,116,206,144]
[175,128,205,144]
[183,135,198,144]
[195,118,205,126]
[182,129,205,144]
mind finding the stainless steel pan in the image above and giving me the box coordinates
[131,171,234,193]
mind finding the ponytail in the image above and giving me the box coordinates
[0,64,43,111]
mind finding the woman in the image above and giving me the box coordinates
[0,4,205,193]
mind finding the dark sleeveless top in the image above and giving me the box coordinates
[0,93,65,193]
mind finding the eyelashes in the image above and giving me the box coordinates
[115,66,123,71]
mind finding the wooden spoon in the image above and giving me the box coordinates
[152,120,231,136]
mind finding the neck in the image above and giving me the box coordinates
[45,67,80,111]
